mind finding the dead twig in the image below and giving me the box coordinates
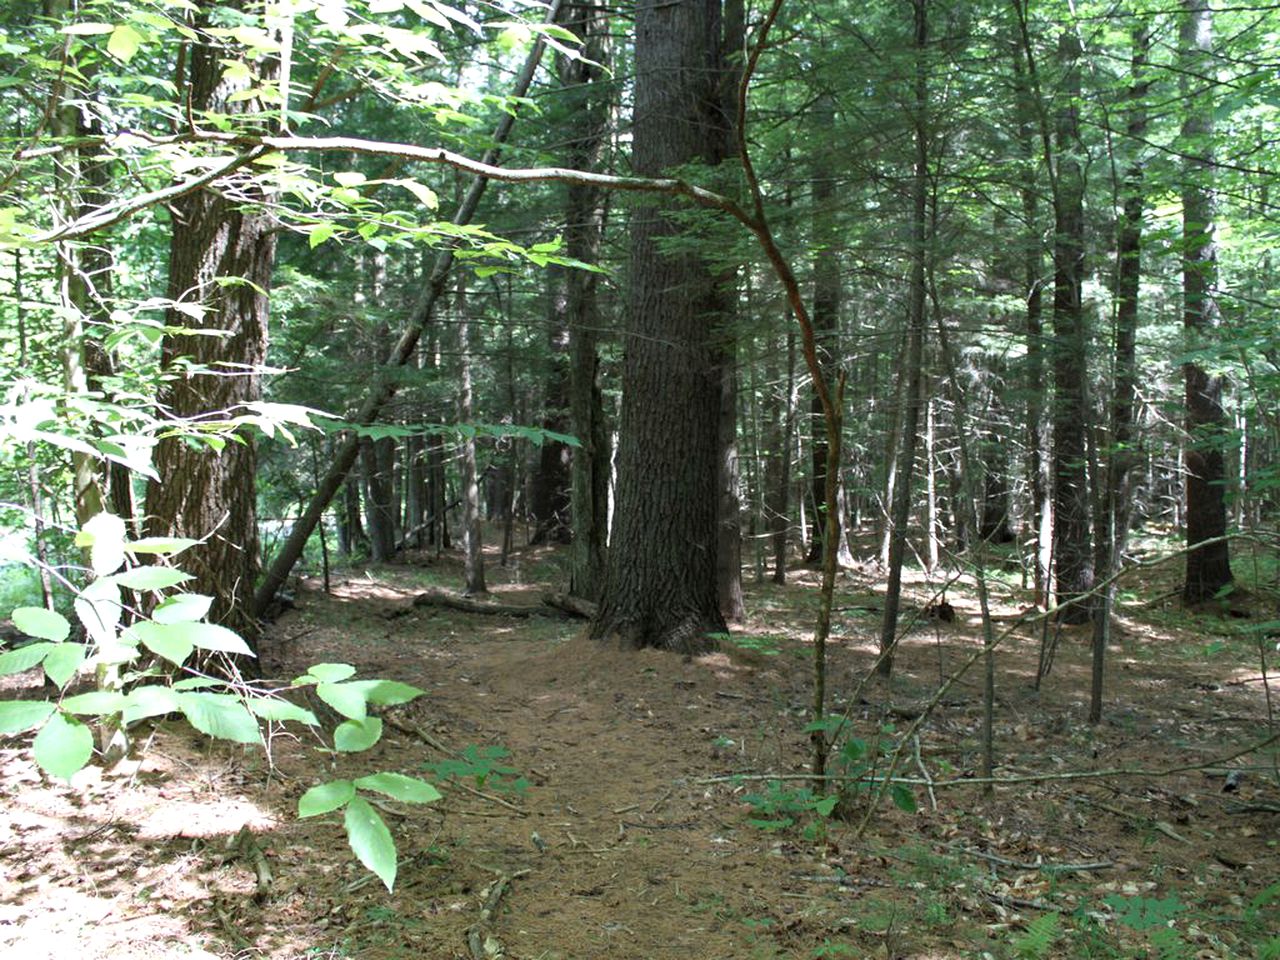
[466,870,530,960]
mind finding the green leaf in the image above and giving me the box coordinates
[132,621,193,666]
[122,686,181,724]
[350,679,425,706]
[247,698,319,725]
[11,607,70,642]
[169,621,254,657]
[308,222,336,248]
[109,567,193,591]
[107,23,143,62]
[335,716,383,752]
[125,537,198,556]
[296,662,356,684]
[354,772,442,805]
[812,794,840,817]
[0,700,55,734]
[152,593,213,624]
[171,677,221,691]
[79,512,128,576]
[60,690,129,715]
[43,644,86,688]
[74,578,122,648]
[298,779,355,817]
[889,784,918,814]
[0,642,55,675]
[62,22,115,35]
[33,712,94,781]
[178,693,261,744]
[316,681,368,719]
[344,796,397,891]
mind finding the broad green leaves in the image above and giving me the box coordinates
[298,771,442,891]
[33,713,93,781]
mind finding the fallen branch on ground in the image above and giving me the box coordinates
[412,589,574,619]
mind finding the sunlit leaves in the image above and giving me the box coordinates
[11,607,70,642]
[33,712,94,781]
[344,796,397,890]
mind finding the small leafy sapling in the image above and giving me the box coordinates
[0,512,440,891]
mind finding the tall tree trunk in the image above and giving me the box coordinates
[766,329,795,584]
[457,281,487,596]
[1091,24,1150,724]
[362,436,397,562]
[145,6,276,643]
[806,93,842,567]
[1011,27,1052,609]
[529,271,573,545]
[1050,30,1094,624]
[714,0,746,622]
[590,0,731,652]
[877,0,931,678]
[558,0,612,602]
[1180,0,1232,603]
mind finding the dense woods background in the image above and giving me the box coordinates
[1,0,1279,954]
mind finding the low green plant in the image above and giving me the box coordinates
[741,779,838,837]
[806,717,918,814]
[1011,913,1061,959]
[0,512,440,891]
[423,743,529,794]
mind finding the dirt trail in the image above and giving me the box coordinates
[2,550,1278,959]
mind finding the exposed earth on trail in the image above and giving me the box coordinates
[2,540,1278,959]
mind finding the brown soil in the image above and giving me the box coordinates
[2,543,1278,959]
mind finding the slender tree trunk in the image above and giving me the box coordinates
[1050,30,1094,624]
[529,270,573,545]
[1012,28,1052,609]
[766,329,795,584]
[457,281,487,595]
[252,9,562,616]
[1180,0,1232,603]
[878,0,931,678]
[558,0,612,602]
[806,93,841,567]
[1091,24,1150,724]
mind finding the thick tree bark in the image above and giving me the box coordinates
[145,6,276,643]
[1180,0,1232,603]
[590,0,731,653]
[1050,31,1094,624]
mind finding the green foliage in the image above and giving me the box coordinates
[0,513,435,889]
[423,744,528,794]
[1011,913,1061,959]
[740,780,838,834]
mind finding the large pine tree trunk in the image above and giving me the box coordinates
[1180,0,1232,603]
[145,6,276,643]
[591,0,730,653]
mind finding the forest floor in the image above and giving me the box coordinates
[1,535,1278,960]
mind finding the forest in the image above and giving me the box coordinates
[0,0,1278,956]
